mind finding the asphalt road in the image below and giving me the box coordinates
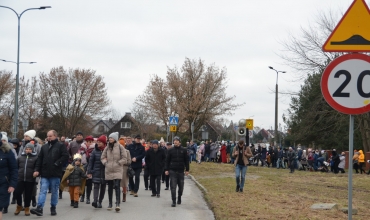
[4,175,214,220]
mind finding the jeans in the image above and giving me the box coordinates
[169,170,184,201]
[235,164,247,190]
[204,153,210,162]
[189,154,196,162]
[276,158,285,169]
[38,177,60,208]
[150,175,161,195]
[129,168,142,193]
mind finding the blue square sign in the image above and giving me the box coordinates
[169,116,179,125]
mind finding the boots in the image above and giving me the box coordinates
[97,202,102,208]
[59,190,62,199]
[107,185,113,210]
[50,206,57,216]
[115,186,121,212]
[70,200,74,206]
[31,196,37,207]
[92,201,97,208]
[80,195,84,202]
[74,201,78,208]
[177,196,181,204]
[14,205,23,215]
[24,207,30,216]
[122,187,127,202]
[30,206,43,216]
[86,198,90,204]
[171,199,176,207]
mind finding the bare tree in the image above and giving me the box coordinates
[36,66,110,136]
[135,58,243,137]
[0,70,14,133]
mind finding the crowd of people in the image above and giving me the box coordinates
[0,129,189,219]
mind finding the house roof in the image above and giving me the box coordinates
[93,119,118,129]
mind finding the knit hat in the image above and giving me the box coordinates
[109,132,119,142]
[134,134,141,139]
[97,135,107,145]
[1,135,8,142]
[152,140,159,145]
[166,142,172,146]
[24,130,36,139]
[76,131,83,136]
[173,136,180,141]
[119,137,125,146]
[84,135,94,142]
[25,143,35,151]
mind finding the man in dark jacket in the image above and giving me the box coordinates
[126,135,145,197]
[165,136,189,207]
[145,140,166,198]
[287,147,296,173]
[204,141,211,162]
[31,130,69,217]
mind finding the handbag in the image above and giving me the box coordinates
[127,166,135,178]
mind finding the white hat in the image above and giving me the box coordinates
[1,135,8,142]
[24,130,36,139]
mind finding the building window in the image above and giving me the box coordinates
[98,125,105,132]
[121,122,131,129]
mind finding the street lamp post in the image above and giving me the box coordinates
[268,66,286,147]
[0,5,51,138]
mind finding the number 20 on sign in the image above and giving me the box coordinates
[321,53,370,115]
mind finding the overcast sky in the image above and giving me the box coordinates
[0,0,354,131]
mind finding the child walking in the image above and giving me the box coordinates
[60,154,87,208]
[14,143,38,216]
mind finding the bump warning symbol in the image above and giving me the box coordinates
[323,0,370,52]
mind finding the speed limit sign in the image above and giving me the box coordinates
[321,53,370,115]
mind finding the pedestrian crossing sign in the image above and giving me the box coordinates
[169,116,179,125]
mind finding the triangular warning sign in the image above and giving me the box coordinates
[323,0,370,52]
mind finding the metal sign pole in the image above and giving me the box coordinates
[348,115,354,220]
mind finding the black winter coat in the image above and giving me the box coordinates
[145,148,166,176]
[35,139,69,178]
[0,143,18,209]
[87,145,106,184]
[165,146,189,172]
[68,165,86,186]
[205,144,211,154]
[127,143,146,169]
[17,151,38,182]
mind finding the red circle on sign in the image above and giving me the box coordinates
[321,53,370,115]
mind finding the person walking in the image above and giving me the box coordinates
[30,130,69,216]
[145,140,166,198]
[0,133,18,218]
[60,154,87,208]
[287,147,296,173]
[338,152,346,173]
[232,139,252,193]
[164,136,189,207]
[120,141,131,203]
[163,142,172,190]
[358,150,366,174]
[101,132,128,212]
[127,135,145,197]
[87,135,107,209]
[14,143,38,216]
[220,142,227,163]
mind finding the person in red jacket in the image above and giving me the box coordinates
[220,142,227,163]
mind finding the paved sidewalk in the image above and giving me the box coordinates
[4,175,214,220]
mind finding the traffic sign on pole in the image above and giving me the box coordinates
[169,125,177,132]
[321,53,370,115]
[169,116,179,125]
[248,130,253,138]
[246,119,253,130]
[322,0,370,52]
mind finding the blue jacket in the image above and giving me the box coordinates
[127,143,145,169]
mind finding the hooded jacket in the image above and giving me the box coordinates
[101,142,128,180]
[87,144,106,184]
[17,148,38,182]
[0,141,18,208]
[358,150,365,163]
